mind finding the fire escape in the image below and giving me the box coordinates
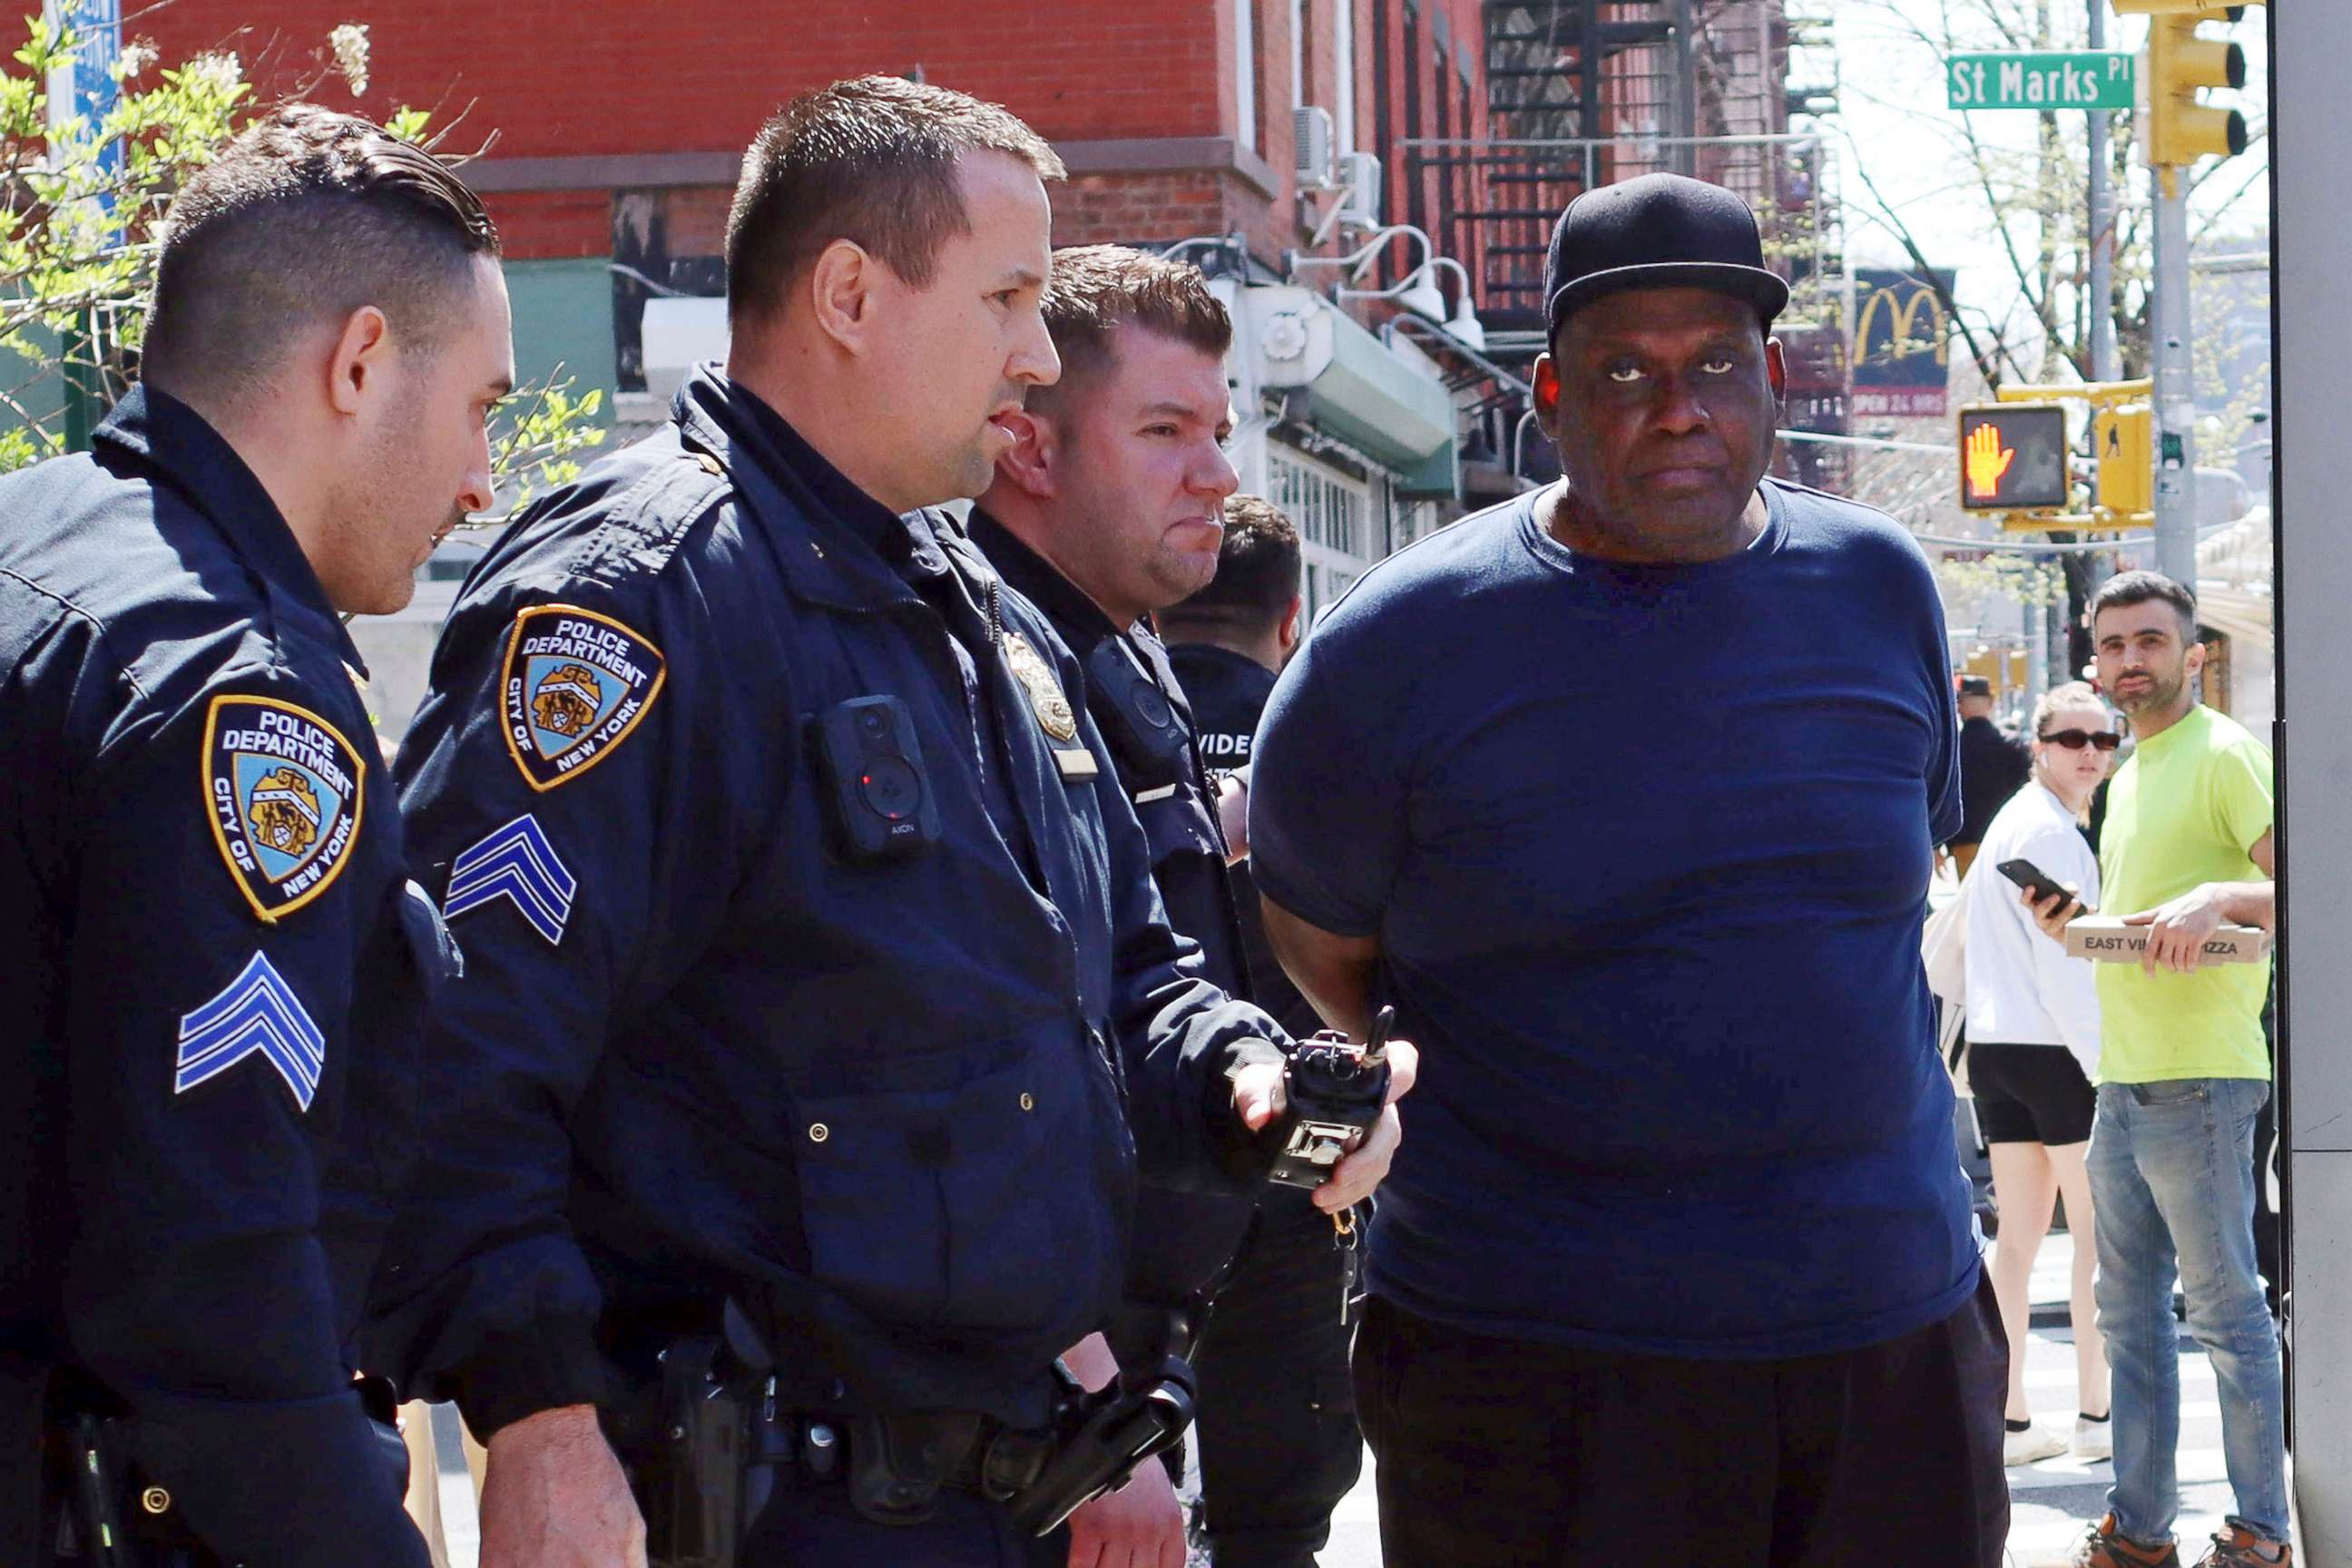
[1415,2,1839,343]
[1404,1,1846,493]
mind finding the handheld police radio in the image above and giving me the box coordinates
[1267,1005,1395,1189]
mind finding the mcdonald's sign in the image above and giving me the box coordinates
[1853,268,1956,417]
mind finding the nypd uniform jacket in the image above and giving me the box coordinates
[968,514,1258,1307]
[0,388,441,1567]
[373,366,1288,1438]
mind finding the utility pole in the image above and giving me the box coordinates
[2122,0,2254,586]
[2150,168,2198,586]
[2089,0,2120,384]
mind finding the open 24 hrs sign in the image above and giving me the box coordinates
[1948,51,2136,112]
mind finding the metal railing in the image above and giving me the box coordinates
[1398,132,1841,329]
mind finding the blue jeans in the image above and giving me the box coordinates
[2089,1078,2288,1544]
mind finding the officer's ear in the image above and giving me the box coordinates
[807,239,877,356]
[995,408,1059,500]
[324,305,394,418]
[1278,594,1304,658]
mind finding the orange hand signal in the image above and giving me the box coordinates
[1965,423,2017,502]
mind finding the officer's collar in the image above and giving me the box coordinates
[1165,640,1274,683]
[967,508,1128,646]
[677,365,937,568]
[93,385,362,669]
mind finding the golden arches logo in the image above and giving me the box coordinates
[1856,282,1951,368]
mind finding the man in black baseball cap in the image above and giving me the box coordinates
[1249,172,2005,1567]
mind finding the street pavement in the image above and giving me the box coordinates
[423,1230,2265,1568]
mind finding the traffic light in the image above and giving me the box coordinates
[2095,402,2154,516]
[1957,405,2070,511]
[2140,10,2248,168]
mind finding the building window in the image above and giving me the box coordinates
[1269,445,1376,620]
[1393,498,1446,551]
[1237,0,1259,152]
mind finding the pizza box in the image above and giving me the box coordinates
[2063,916,2270,965]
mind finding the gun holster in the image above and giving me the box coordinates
[624,1299,777,1568]
[1004,1346,1198,1537]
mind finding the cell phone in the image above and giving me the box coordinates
[1996,857,2079,910]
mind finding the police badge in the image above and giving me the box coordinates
[500,603,668,790]
[1004,632,1080,743]
[202,694,366,922]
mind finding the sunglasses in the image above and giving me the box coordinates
[2039,728,2122,753]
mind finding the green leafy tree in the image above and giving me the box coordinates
[2,8,603,505]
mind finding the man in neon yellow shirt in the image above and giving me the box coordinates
[2039,571,2281,1568]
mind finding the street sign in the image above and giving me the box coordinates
[1957,405,2070,511]
[1947,51,2136,111]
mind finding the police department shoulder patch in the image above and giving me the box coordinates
[203,694,367,924]
[501,604,667,791]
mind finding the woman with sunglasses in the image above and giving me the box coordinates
[1964,681,2122,1466]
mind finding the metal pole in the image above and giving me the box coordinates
[2026,594,2050,704]
[2088,0,2120,383]
[2151,171,2199,587]
[2278,3,2352,1557]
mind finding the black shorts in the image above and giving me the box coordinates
[1969,1043,2096,1145]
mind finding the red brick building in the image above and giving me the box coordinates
[138,5,1478,564]
[128,3,1825,619]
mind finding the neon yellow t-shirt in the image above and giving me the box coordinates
[2095,703,2274,1083]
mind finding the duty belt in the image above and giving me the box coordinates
[620,1300,1197,1563]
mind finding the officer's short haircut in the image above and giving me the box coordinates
[727,76,1065,330]
[2089,569,2198,639]
[1028,244,1232,415]
[1161,495,1301,635]
[142,104,499,401]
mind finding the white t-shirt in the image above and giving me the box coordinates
[1963,779,2102,1078]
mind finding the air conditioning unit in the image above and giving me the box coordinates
[1336,151,1383,230]
[639,294,730,406]
[1293,106,1337,190]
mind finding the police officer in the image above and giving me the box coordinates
[1159,495,1310,1040]
[968,255,1361,1568]
[0,106,510,1565]
[368,79,1411,1568]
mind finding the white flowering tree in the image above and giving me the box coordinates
[4,11,603,502]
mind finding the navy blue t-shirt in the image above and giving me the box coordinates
[1250,479,1976,1358]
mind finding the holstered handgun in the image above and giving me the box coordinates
[627,1299,777,1568]
[1004,1355,1195,1537]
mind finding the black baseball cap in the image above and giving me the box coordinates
[1956,675,1994,697]
[1544,173,1791,337]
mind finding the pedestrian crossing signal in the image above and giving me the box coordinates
[1957,405,2069,511]
[2095,404,2154,517]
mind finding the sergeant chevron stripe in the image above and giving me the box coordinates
[175,951,327,1111]
[444,814,576,945]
